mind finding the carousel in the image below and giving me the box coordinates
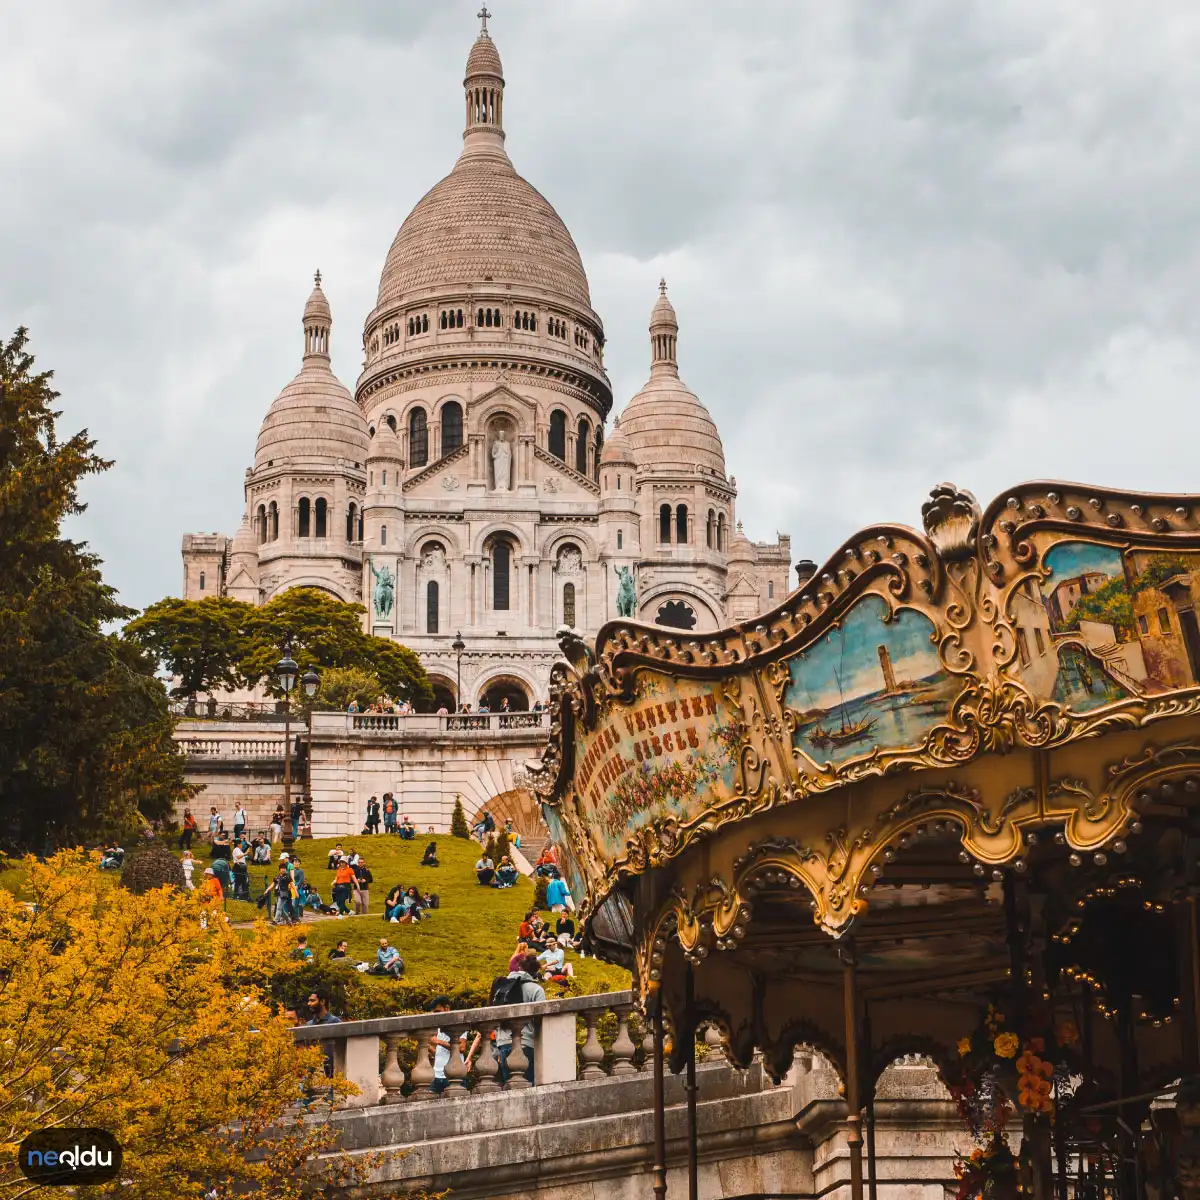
[529,481,1200,1200]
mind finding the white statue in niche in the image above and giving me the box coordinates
[491,429,512,492]
[557,547,582,576]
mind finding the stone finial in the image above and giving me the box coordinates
[314,268,322,287]
[921,483,981,562]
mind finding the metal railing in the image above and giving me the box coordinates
[171,699,289,722]
[292,989,640,1107]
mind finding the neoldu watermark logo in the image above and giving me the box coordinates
[18,1128,123,1186]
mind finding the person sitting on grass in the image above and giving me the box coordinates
[508,940,531,972]
[210,826,232,860]
[420,841,440,868]
[556,912,580,951]
[494,855,518,889]
[371,938,404,978]
[525,913,550,952]
[291,933,314,961]
[329,939,350,962]
[326,843,345,871]
[99,843,124,870]
[475,854,495,887]
[534,845,559,877]
[401,886,427,922]
[538,941,574,981]
[384,883,406,922]
[251,836,271,865]
[399,816,416,841]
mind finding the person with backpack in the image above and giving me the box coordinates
[490,953,545,1084]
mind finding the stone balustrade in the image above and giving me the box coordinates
[292,989,637,1107]
[316,710,549,738]
[177,735,288,758]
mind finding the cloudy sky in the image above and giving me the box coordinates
[7,0,1200,611]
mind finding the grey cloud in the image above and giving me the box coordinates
[5,1,1200,608]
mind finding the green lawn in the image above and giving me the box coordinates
[177,833,630,1012]
[0,836,631,1016]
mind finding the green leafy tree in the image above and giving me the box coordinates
[1062,578,1135,640]
[0,328,191,849]
[309,665,383,712]
[450,795,470,839]
[125,594,252,696]
[1131,554,1197,595]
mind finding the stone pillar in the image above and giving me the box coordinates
[536,1011,578,1085]
[333,1035,382,1108]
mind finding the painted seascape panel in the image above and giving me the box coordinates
[573,675,745,863]
[1009,540,1200,711]
[784,594,958,768]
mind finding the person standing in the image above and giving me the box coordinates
[353,857,374,915]
[269,805,284,845]
[232,804,247,841]
[331,858,355,916]
[181,850,196,890]
[230,843,250,901]
[179,809,197,850]
[207,807,221,844]
[382,793,396,835]
[491,954,545,1083]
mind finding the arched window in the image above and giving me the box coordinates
[199,571,206,591]
[346,503,357,543]
[256,505,267,544]
[421,314,428,333]
[357,510,364,541]
[563,582,576,628]
[408,318,414,336]
[315,497,327,538]
[298,497,311,538]
[768,581,774,600]
[386,413,397,432]
[676,504,688,544]
[549,410,566,460]
[576,417,590,475]
[593,430,603,480]
[617,529,623,550]
[440,311,448,329]
[409,408,428,468]
[659,504,672,544]
[441,401,463,455]
[269,501,279,541]
[492,540,511,611]
[485,309,492,327]
[456,309,464,327]
[427,580,439,634]
[706,509,715,549]
[381,524,387,546]
[477,308,485,327]
[717,513,726,551]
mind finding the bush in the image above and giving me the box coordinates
[449,795,470,840]
[270,960,369,1020]
[495,829,510,862]
[533,875,549,911]
[484,834,496,862]
[120,845,185,894]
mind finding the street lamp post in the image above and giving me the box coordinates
[452,631,466,712]
[301,666,320,837]
[276,638,319,849]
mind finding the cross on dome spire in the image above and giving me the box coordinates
[314,268,322,287]
[478,5,491,35]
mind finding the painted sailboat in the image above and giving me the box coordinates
[810,665,875,747]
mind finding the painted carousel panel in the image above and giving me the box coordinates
[571,674,745,865]
[1008,540,1200,710]
[784,593,960,769]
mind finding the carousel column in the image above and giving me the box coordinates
[862,1004,878,1200]
[683,965,699,1200]
[840,943,865,1200]
[652,990,668,1200]
[1176,897,1200,1200]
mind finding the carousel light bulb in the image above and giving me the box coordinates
[973,864,986,876]
[1131,821,1143,835]
[1069,853,1082,867]
[959,851,971,864]
[1094,852,1107,866]
[1112,840,1127,854]
[1054,832,1066,845]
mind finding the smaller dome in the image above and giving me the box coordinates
[255,276,369,470]
[231,513,257,556]
[599,417,635,466]
[728,522,755,563]
[650,278,677,330]
[367,418,404,463]
[465,33,503,80]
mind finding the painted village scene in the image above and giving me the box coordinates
[1010,542,1200,711]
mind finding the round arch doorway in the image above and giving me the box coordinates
[425,678,457,714]
[479,677,530,713]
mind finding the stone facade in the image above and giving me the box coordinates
[181,17,790,708]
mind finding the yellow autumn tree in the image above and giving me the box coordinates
[0,852,367,1199]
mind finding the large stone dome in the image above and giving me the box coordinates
[255,276,369,469]
[376,156,591,311]
[620,282,726,477]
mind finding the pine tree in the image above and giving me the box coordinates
[484,834,497,862]
[0,329,190,848]
[533,875,549,912]
[495,828,511,862]
[449,795,470,839]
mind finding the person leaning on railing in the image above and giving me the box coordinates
[490,954,545,1084]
